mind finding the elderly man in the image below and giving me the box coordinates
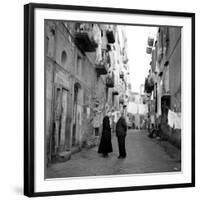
[116,111,127,159]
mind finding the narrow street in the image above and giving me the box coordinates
[46,129,181,178]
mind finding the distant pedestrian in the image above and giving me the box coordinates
[116,111,127,158]
[98,116,113,157]
[92,109,101,136]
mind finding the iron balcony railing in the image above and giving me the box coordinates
[106,29,115,43]
[95,50,110,76]
[106,72,114,88]
[74,23,98,52]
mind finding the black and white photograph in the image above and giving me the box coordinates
[23,3,195,196]
[0,0,198,199]
[45,21,182,179]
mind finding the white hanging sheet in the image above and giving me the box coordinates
[168,109,181,129]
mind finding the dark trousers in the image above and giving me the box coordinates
[117,136,126,157]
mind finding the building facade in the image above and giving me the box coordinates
[45,21,130,166]
[145,27,181,148]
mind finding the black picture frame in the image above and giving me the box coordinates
[24,3,195,197]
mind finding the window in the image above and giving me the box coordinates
[61,50,67,65]
[77,56,82,76]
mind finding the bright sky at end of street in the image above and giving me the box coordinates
[125,26,158,93]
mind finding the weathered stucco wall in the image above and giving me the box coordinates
[45,20,109,164]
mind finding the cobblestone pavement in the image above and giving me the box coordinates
[46,130,181,179]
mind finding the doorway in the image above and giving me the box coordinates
[52,85,69,154]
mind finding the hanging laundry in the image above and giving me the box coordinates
[95,45,102,63]
[168,110,181,129]
[175,112,181,129]
[100,26,108,50]
[168,109,175,128]
[157,82,162,116]
[150,115,155,124]
[92,24,101,44]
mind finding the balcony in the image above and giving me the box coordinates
[146,47,152,54]
[106,30,115,43]
[123,57,128,64]
[95,62,108,75]
[95,50,109,76]
[112,88,119,96]
[119,97,124,104]
[119,71,124,79]
[112,91,119,96]
[144,77,154,94]
[107,44,112,51]
[106,73,114,88]
[74,23,98,52]
[123,54,128,64]
[148,37,154,47]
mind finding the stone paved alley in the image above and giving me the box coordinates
[46,130,181,179]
